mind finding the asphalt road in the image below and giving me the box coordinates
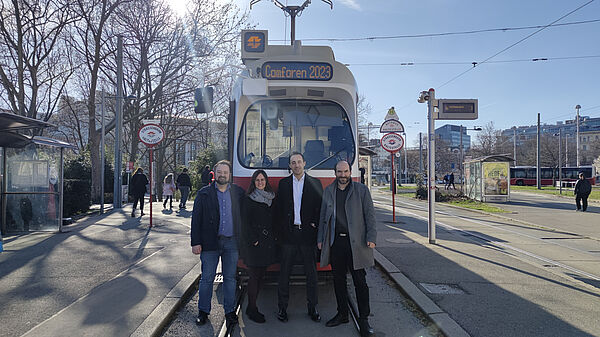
[371,187,600,337]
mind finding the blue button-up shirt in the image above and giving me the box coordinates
[217,185,234,237]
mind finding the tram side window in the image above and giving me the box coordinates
[238,99,355,169]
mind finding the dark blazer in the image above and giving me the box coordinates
[242,196,276,267]
[275,173,323,246]
[190,183,245,251]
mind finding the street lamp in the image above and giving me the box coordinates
[402,132,408,183]
[576,104,581,167]
[101,91,137,213]
[460,125,482,192]
[553,130,563,195]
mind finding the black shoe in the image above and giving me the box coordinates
[308,308,321,322]
[325,313,349,327]
[277,308,288,322]
[140,212,145,216]
[246,307,266,323]
[359,318,374,337]
[196,311,208,325]
[225,312,238,325]
[131,211,135,217]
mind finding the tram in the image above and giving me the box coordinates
[229,30,359,191]
[228,30,359,271]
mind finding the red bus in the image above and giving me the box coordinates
[510,166,596,186]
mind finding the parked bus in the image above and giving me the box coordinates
[510,166,596,186]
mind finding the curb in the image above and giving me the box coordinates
[373,250,471,337]
[131,262,201,337]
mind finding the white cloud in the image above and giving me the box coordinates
[337,0,361,10]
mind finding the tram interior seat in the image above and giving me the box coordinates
[303,140,325,168]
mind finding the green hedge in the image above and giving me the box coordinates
[63,179,91,217]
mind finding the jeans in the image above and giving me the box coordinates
[180,186,190,207]
[198,236,239,314]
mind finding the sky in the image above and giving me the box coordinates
[169,0,600,147]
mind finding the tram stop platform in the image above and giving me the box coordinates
[2,190,598,337]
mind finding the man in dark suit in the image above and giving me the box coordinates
[275,152,323,323]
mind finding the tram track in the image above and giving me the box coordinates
[372,198,600,285]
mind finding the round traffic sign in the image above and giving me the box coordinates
[138,124,165,146]
[380,132,404,153]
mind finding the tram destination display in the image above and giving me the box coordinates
[261,61,333,81]
[436,99,478,120]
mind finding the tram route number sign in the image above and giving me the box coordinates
[380,132,404,153]
[261,61,333,81]
[138,124,165,147]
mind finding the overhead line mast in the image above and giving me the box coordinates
[250,0,333,45]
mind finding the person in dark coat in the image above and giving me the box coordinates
[274,152,323,323]
[449,172,456,190]
[574,172,592,212]
[201,165,211,187]
[177,168,192,209]
[241,169,276,323]
[191,160,245,327]
[130,168,149,217]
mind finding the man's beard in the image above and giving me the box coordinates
[216,176,229,185]
[337,177,349,184]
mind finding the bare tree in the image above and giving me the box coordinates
[0,0,78,124]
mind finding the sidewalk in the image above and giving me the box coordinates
[0,202,200,337]
[371,189,600,337]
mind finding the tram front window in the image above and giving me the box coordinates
[238,100,355,169]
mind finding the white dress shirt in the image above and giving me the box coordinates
[292,173,305,225]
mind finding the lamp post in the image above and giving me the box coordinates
[553,130,563,194]
[575,104,581,167]
[459,125,481,192]
[102,92,137,212]
[402,132,408,183]
[513,128,517,166]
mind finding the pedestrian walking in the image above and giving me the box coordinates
[275,152,323,323]
[318,160,377,337]
[443,174,449,190]
[130,168,149,217]
[574,172,592,212]
[449,172,456,190]
[162,173,176,209]
[177,168,192,209]
[241,170,276,323]
[201,165,211,187]
[191,160,245,327]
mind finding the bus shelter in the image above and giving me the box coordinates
[0,113,74,237]
[464,155,513,202]
[359,146,377,191]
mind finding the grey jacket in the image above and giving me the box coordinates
[318,181,377,270]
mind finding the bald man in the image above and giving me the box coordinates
[317,160,377,337]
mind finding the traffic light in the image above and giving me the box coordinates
[194,87,214,114]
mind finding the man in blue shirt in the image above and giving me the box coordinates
[191,160,245,327]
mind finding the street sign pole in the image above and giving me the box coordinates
[138,123,165,229]
[391,152,396,222]
[427,89,436,244]
[380,131,404,224]
[149,147,153,228]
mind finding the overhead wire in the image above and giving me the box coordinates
[269,19,600,42]
[348,55,600,67]
[436,0,596,89]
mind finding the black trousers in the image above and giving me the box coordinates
[278,238,318,311]
[163,195,173,208]
[330,235,370,319]
[576,195,589,211]
[132,194,144,211]
[247,267,266,310]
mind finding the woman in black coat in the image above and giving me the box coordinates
[130,168,149,217]
[242,169,276,323]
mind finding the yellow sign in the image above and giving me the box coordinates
[483,162,509,195]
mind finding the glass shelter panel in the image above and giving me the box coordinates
[3,144,61,232]
[238,100,355,170]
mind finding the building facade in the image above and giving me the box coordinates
[435,124,471,151]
